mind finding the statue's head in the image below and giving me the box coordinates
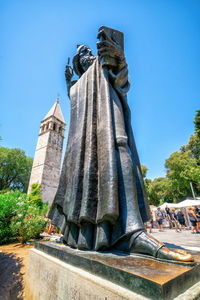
[73,45,95,77]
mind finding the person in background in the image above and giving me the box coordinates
[187,207,198,233]
[170,209,181,232]
[165,206,173,229]
[177,210,186,229]
[156,207,164,231]
[195,207,200,232]
[165,206,170,216]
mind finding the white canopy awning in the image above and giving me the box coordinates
[156,199,200,210]
[153,202,177,210]
[158,203,177,209]
[175,199,200,208]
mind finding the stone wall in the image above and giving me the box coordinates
[25,249,145,300]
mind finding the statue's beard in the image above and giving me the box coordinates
[80,55,95,72]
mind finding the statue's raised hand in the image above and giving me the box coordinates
[65,65,74,82]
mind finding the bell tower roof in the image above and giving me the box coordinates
[43,98,65,124]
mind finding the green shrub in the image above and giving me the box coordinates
[11,215,47,243]
[0,188,12,194]
[28,183,43,207]
[0,190,48,244]
[11,203,48,243]
[0,191,27,244]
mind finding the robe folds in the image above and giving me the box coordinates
[48,58,150,250]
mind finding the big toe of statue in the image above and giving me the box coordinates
[157,247,194,262]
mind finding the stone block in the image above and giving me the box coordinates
[25,242,200,300]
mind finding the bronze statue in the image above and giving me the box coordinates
[49,26,193,262]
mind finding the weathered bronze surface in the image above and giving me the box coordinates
[48,26,193,263]
[35,242,200,300]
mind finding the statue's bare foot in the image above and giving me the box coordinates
[131,231,194,262]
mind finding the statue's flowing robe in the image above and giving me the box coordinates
[49,58,150,250]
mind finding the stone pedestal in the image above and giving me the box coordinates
[25,242,200,300]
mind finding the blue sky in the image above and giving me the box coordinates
[0,0,199,179]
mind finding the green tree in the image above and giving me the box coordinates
[141,164,148,178]
[140,164,153,202]
[165,150,200,200]
[187,134,200,164]
[0,147,33,192]
[194,110,200,138]
[181,134,200,165]
[145,110,200,205]
[147,177,170,206]
[181,111,200,164]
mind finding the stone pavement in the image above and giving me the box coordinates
[150,228,200,253]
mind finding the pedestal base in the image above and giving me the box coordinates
[25,242,200,300]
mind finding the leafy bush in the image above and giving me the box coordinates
[0,190,48,244]
[11,215,47,243]
[0,191,27,244]
[28,183,43,207]
[0,188,12,194]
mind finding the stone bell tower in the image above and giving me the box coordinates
[28,98,66,205]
